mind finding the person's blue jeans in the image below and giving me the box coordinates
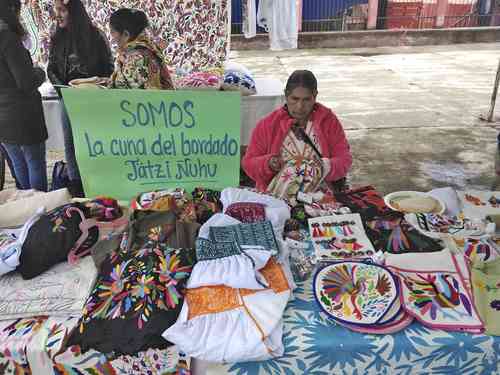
[0,143,21,189]
[61,106,81,181]
[1,142,47,191]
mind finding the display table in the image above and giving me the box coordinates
[241,78,285,145]
[40,78,285,151]
[193,275,500,375]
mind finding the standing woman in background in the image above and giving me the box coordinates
[48,0,114,196]
[0,0,48,191]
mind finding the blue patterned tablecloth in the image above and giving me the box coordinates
[205,276,500,375]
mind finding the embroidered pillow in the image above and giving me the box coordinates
[225,202,266,223]
[314,262,400,326]
[176,72,222,90]
[221,70,257,96]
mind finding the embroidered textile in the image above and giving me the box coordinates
[314,262,400,327]
[222,70,257,95]
[225,202,267,223]
[18,203,99,280]
[22,0,228,72]
[309,214,375,261]
[267,121,327,206]
[459,190,500,219]
[365,213,444,254]
[386,250,484,333]
[68,244,195,355]
[472,257,500,335]
[0,316,190,374]
[163,258,292,363]
[209,220,279,254]
[175,71,222,90]
[464,237,500,263]
[196,238,242,260]
[110,33,174,90]
[334,185,392,220]
[0,257,97,320]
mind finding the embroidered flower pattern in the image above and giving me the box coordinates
[23,0,228,72]
[404,273,473,320]
[79,244,193,331]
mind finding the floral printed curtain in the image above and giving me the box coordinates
[21,0,229,71]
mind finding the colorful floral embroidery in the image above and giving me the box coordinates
[404,273,473,320]
[464,238,500,262]
[79,244,193,332]
[314,262,399,325]
[22,0,228,72]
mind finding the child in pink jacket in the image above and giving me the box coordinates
[242,70,352,196]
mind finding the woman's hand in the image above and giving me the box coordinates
[268,155,283,173]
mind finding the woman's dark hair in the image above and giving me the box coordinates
[0,0,26,36]
[109,8,149,40]
[285,70,318,96]
[52,0,103,69]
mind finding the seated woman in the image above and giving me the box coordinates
[242,70,352,205]
[108,8,174,90]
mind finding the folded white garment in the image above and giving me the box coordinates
[187,238,268,290]
[164,258,291,363]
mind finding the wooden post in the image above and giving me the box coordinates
[487,59,500,122]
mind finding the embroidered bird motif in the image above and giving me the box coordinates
[322,264,366,320]
[404,273,472,319]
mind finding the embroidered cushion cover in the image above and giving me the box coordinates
[386,249,484,333]
[313,261,400,327]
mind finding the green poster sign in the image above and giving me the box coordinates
[61,89,241,201]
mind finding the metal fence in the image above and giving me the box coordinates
[377,0,498,29]
[231,0,500,33]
